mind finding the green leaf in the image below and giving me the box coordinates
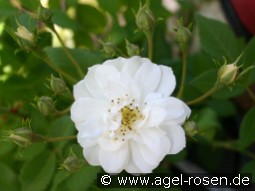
[20,143,47,161]
[196,108,220,141]
[189,69,217,94]
[0,141,15,156]
[239,107,255,149]
[44,47,104,76]
[20,151,56,191]
[240,160,255,183]
[52,10,79,30]
[50,116,76,156]
[244,37,255,66]
[0,0,14,18]
[0,162,20,191]
[76,4,107,34]
[56,165,101,191]
[50,171,69,191]
[212,83,245,99]
[207,99,236,117]
[242,37,255,84]
[195,14,243,61]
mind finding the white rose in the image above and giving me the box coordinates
[71,56,191,173]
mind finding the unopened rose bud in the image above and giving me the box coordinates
[62,155,84,173]
[50,75,67,95]
[36,96,55,116]
[37,5,53,25]
[101,41,118,57]
[183,121,198,137]
[218,63,239,85]
[15,26,34,42]
[135,3,155,33]
[218,54,242,85]
[9,128,43,147]
[174,23,192,51]
[125,40,140,57]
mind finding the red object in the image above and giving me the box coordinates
[231,0,255,34]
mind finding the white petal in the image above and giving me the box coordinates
[138,128,170,159]
[130,141,155,173]
[83,145,100,165]
[95,64,127,99]
[77,117,104,138]
[77,131,97,148]
[95,64,141,100]
[147,97,190,126]
[84,65,107,100]
[125,160,143,174]
[142,106,166,128]
[144,92,163,103]
[71,97,108,124]
[98,136,126,151]
[121,56,144,78]
[156,65,176,96]
[128,128,170,173]
[73,80,92,100]
[163,125,186,154]
[99,143,129,173]
[135,62,161,96]
[103,57,126,71]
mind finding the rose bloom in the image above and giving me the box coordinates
[71,56,190,173]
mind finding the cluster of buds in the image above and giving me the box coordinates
[101,40,141,58]
[33,74,70,116]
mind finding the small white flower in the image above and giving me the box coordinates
[71,56,191,173]
[15,26,34,42]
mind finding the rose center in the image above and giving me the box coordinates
[108,97,145,141]
[120,105,143,131]
[115,105,144,141]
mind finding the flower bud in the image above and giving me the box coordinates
[125,40,140,57]
[183,121,198,137]
[175,24,192,51]
[62,155,84,173]
[37,5,53,24]
[15,26,34,42]
[36,96,55,116]
[217,54,243,85]
[15,25,36,51]
[135,3,155,33]
[101,41,118,57]
[50,75,67,95]
[9,128,43,147]
[218,63,239,85]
